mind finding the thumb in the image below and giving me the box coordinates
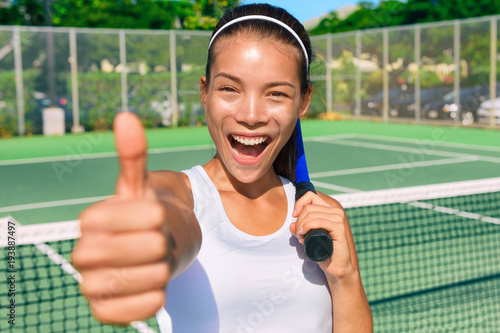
[114,112,148,198]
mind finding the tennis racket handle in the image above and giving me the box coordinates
[295,181,334,262]
[304,229,333,262]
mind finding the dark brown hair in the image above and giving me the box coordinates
[206,4,313,182]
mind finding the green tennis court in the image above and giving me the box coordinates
[1,119,500,332]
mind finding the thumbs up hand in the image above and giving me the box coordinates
[72,112,200,325]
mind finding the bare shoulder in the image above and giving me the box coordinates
[317,191,344,210]
[148,170,193,208]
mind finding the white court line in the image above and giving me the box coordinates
[324,138,500,164]
[353,133,500,153]
[322,139,477,158]
[0,134,357,167]
[309,156,478,179]
[0,195,110,213]
[0,144,214,166]
[311,180,361,193]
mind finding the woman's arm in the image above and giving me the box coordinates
[148,170,202,279]
[291,191,373,332]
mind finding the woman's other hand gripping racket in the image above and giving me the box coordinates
[291,191,357,279]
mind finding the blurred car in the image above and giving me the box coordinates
[389,87,452,118]
[422,85,499,125]
[476,98,500,124]
[352,89,407,116]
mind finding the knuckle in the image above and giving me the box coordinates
[148,201,166,229]
[152,263,170,288]
[78,209,95,231]
[150,289,166,312]
[90,303,117,324]
[147,231,167,260]
[79,277,102,297]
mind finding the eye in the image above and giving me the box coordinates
[218,86,237,93]
[269,91,289,98]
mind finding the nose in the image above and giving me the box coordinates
[234,94,269,127]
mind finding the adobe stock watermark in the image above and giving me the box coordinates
[237,258,323,333]
[384,128,448,188]
[51,132,105,182]
[83,267,139,316]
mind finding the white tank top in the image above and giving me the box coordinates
[157,165,332,333]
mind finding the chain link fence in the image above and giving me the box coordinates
[1,15,500,136]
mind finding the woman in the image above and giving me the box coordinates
[72,4,372,332]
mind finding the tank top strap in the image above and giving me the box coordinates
[182,165,296,234]
[182,165,224,233]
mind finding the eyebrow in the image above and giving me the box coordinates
[213,72,296,91]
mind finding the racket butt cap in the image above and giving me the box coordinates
[304,229,334,262]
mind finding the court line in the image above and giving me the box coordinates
[2,158,476,213]
[320,138,500,164]
[311,180,361,193]
[353,133,500,153]
[0,144,215,166]
[309,156,478,179]
[0,134,358,167]
[0,195,111,213]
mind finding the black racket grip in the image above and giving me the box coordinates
[295,181,334,262]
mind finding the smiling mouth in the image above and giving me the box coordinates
[229,134,271,159]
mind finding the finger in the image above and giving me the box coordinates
[80,262,170,298]
[293,191,329,217]
[297,217,345,238]
[114,112,148,199]
[88,289,165,325]
[294,205,344,233]
[79,199,165,232]
[72,230,167,268]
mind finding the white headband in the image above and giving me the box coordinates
[208,15,309,68]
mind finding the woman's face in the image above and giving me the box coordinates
[201,35,311,183]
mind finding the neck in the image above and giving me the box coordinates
[203,156,282,199]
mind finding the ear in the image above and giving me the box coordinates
[298,85,313,118]
[200,76,208,110]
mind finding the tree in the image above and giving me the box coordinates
[309,0,500,36]
[0,0,241,30]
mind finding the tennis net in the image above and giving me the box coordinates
[334,177,500,332]
[0,219,160,332]
[1,177,499,332]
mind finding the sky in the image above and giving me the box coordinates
[241,0,360,23]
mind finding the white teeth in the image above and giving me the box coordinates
[232,135,268,146]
